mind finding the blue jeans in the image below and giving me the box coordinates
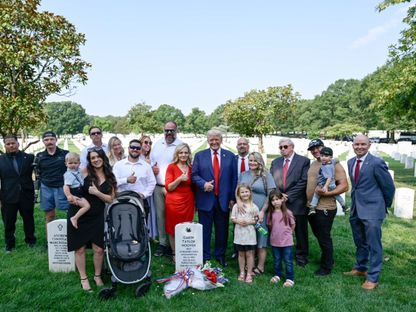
[272,246,294,281]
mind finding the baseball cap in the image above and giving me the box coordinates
[307,139,324,151]
[320,147,333,156]
[42,131,57,139]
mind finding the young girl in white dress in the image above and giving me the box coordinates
[231,184,259,284]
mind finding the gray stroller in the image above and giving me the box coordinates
[99,191,152,299]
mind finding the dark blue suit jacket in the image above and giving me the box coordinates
[270,153,310,215]
[192,148,237,212]
[348,153,395,220]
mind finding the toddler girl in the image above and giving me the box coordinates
[267,190,295,287]
[231,184,258,284]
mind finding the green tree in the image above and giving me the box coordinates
[208,104,226,129]
[153,104,185,129]
[0,0,90,136]
[44,101,89,136]
[372,1,416,119]
[224,85,299,152]
[127,102,159,135]
[183,108,209,135]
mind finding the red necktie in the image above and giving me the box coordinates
[282,159,290,189]
[354,159,362,184]
[213,151,220,196]
[240,157,246,173]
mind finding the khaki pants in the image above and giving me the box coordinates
[153,185,168,246]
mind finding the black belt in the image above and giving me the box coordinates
[157,184,165,187]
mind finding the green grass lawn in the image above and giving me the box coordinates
[0,156,415,311]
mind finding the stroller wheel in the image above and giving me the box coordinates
[99,288,116,300]
[135,282,151,298]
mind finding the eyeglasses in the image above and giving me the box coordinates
[90,131,102,136]
[164,129,176,134]
[143,140,152,145]
[129,145,141,151]
[279,145,290,150]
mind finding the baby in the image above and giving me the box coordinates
[309,147,347,215]
[63,152,90,229]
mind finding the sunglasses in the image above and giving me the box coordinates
[143,140,152,145]
[164,129,176,134]
[279,145,290,150]
[90,131,102,136]
[129,145,141,151]
[87,147,102,152]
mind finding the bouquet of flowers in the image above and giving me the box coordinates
[156,262,229,299]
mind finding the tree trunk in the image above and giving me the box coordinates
[258,134,264,153]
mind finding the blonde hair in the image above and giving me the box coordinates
[65,152,80,163]
[139,135,152,157]
[107,136,125,166]
[172,143,192,167]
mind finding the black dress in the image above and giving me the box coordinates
[67,176,112,251]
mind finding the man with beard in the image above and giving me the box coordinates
[150,121,182,257]
[0,135,36,252]
[35,131,69,236]
[113,139,156,211]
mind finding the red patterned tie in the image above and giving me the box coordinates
[354,159,362,184]
[240,157,246,173]
[213,151,220,196]
[282,158,290,189]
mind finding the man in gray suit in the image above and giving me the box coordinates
[270,138,310,266]
[344,134,395,290]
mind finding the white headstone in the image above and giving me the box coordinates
[400,154,407,164]
[64,139,69,151]
[394,152,401,161]
[175,222,203,272]
[394,188,414,219]
[405,156,414,169]
[336,193,346,216]
[385,161,389,168]
[47,219,75,272]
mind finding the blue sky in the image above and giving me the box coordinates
[41,0,409,117]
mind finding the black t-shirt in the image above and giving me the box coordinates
[35,147,69,188]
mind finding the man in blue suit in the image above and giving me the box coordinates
[192,129,238,266]
[344,134,395,290]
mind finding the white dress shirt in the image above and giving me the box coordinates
[113,157,156,198]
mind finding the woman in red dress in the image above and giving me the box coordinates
[165,143,195,257]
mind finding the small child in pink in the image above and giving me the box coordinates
[267,190,296,287]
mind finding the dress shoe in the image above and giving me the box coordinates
[216,258,228,267]
[154,244,165,257]
[296,261,307,267]
[5,246,14,254]
[315,269,331,277]
[343,269,367,276]
[362,280,378,290]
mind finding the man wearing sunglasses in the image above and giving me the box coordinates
[150,121,182,257]
[80,126,108,169]
[270,138,310,267]
[113,139,156,206]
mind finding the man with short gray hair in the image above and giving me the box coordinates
[192,129,237,266]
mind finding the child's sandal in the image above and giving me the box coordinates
[283,279,294,288]
[270,276,280,284]
[245,274,253,284]
[238,272,246,282]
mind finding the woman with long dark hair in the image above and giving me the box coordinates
[67,148,116,292]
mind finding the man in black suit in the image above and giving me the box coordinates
[0,135,36,253]
[270,138,310,266]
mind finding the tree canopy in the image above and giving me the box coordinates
[44,101,89,136]
[0,0,90,136]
